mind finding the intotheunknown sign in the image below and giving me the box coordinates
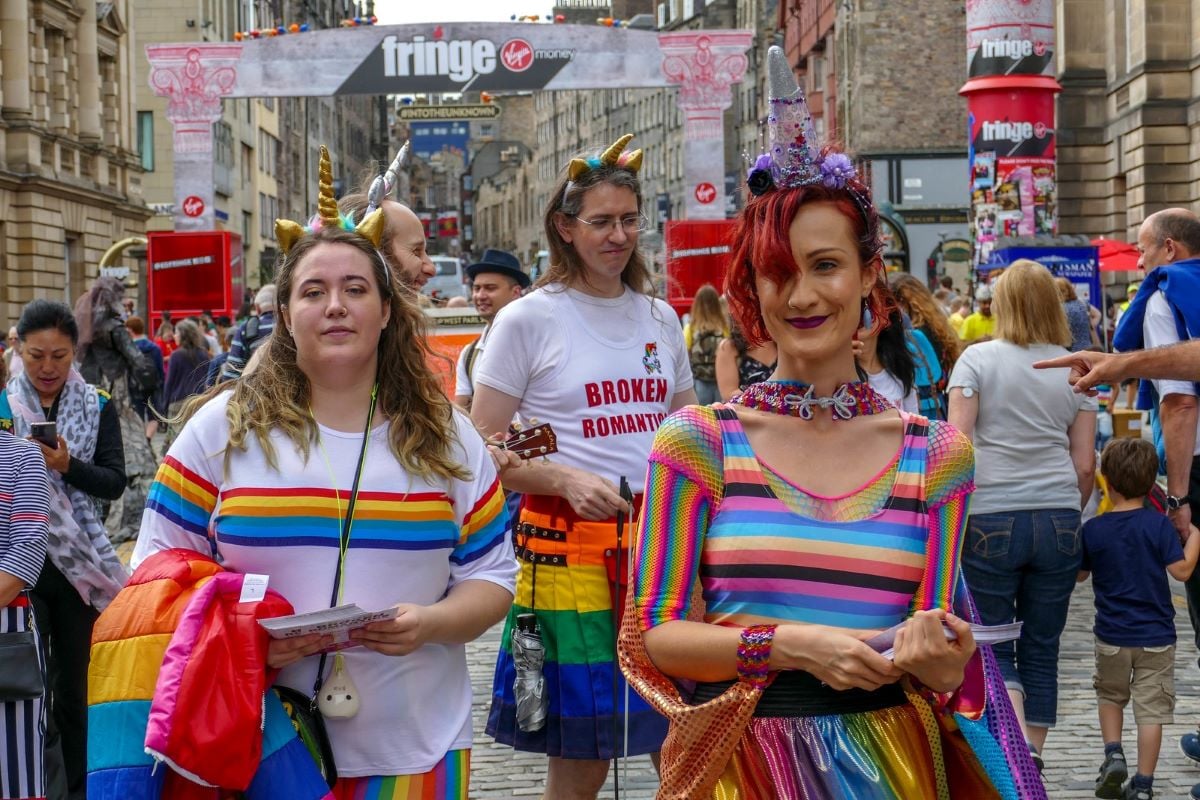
[396,103,502,121]
[146,23,753,230]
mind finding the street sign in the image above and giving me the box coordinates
[397,104,501,121]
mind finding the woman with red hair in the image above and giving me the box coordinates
[619,47,1045,799]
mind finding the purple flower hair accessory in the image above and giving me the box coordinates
[819,153,856,189]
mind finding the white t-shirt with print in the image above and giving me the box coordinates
[473,285,692,493]
[132,392,516,777]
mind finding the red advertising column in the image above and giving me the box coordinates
[960,0,1061,266]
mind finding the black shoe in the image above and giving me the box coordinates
[1095,751,1128,799]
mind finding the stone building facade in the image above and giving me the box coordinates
[473,0,773,268]
[138,0,383,291]
[781,0,971,283]
[1056,0,1197,242]
[0,0,151,326]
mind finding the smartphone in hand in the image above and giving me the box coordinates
[30,421,58,449]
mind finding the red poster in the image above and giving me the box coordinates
[147,231,244,324]
[664,220,736,317]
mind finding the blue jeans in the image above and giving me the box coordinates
[960,508,1082,728]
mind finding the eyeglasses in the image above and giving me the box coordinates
[572,213,650,234]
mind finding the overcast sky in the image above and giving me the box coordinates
[374,0,556,24]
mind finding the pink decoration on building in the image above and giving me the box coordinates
[658,31,752,140]
[146,44,242,155]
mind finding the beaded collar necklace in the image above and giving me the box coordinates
[730,380,893,421]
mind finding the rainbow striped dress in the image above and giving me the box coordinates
[632,404,1045,799]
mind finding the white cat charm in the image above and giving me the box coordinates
[317,658,360,719]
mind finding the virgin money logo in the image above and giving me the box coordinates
[182,196,205,217]
[500,39,534,72]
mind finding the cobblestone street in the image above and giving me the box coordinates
[464,579,1200,799]
[114,539,1200,797]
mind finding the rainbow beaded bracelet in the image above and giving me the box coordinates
[736,624,777,689]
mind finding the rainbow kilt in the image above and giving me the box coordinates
[486,496,667,758]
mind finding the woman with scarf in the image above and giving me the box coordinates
[74,276,156,543]
[619,47,1044,800]
[2,299,128,800]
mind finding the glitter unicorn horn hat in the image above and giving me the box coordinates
[276,145,385,254]
[365,140,410,214]
[746,46,857,196]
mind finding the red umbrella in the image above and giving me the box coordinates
[1091,237,1141,272]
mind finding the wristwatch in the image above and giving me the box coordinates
[1167,495,1190,512]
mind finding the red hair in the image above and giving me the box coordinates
[724,183,894,345]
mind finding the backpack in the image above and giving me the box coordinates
[689,330,722,382]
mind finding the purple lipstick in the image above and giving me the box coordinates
[787,315,828,330]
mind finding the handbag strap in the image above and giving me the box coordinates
[310,384,378,703]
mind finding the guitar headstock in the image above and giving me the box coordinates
[503,423,558,461]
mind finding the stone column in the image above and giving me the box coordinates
[0,0,30,116]
[659,31,753,220]
[145,44,242,231]
[76,0,102,141]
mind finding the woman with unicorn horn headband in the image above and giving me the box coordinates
[340,141,438,293]
[617,47,1046,799]
[475,133,696,798]
[131,145,517,798]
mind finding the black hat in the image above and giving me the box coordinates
[466,249,530,289]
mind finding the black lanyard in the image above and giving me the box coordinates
[310,385,378,702]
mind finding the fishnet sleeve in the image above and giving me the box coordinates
[927,419,975,509]
[909,419,985,718]
[633,405,724,631]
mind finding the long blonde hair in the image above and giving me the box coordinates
[183,227,467,481]
[993,259,1072,348]
[688,284,726,336]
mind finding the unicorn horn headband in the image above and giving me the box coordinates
[746,46,856,196]
[276,145,386,254]
[365,140,410,214]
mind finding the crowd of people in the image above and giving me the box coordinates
[3,43,1200,800]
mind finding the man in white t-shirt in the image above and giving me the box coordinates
[1116,210,1200,685]
[1129,210,1200,535]
[453,249,529,412]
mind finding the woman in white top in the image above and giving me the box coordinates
[948,258,1097,766]
[133,149,516,796]
[473,135,696,799]
[856,301,920,414]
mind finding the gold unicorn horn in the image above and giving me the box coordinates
[567,158,591,181]
[276,219,304,254]
[355,208,386,248]
[317,145,339,225]
[622,149,644,173]
[600,134,634,166]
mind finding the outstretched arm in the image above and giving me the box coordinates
[1033,341,1200,393]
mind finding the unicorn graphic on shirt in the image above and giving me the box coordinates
[642,342,662,375]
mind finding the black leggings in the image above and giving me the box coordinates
[31,561,99,800]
